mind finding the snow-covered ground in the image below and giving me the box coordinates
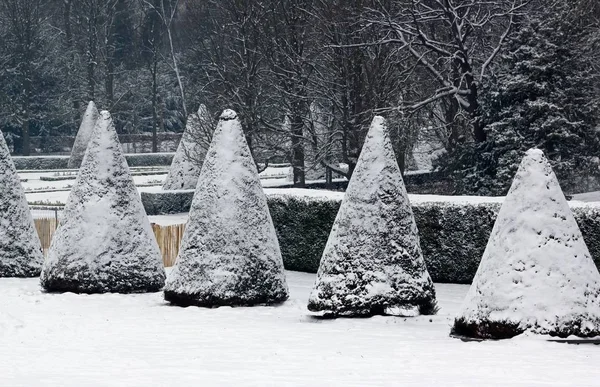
[1,271,598,386]
[22,167,295,206]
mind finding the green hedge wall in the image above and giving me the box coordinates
[141,190,600,284]
[13,153,174,170]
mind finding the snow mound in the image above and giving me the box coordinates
[0,131,44,277]
[307,116,437,317]
[162,105,212,190]
[164,109,289,307]
[41,111,166,293]
[452,149,600,339]
[68,101,99,169]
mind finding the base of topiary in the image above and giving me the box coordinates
[41,275,165,294]
[164,290,289,308]
[307,297,438,318]
[0,266,41,278]
[451,318,524,340]
[451,317,600,340]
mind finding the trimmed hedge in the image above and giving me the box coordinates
[124,153,174,167]
[13,156,69,170]
[140,190,600,283]
[141,190,194,216]
[13,153,174,170]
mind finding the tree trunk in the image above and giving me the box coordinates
[151,59,159,153]
[290,114,306,187]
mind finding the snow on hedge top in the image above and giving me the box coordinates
[163,104,212,190]
[308,116,436,316]
[455,149,600,337]
[68,101,99,169]
[164,109,289,306]
[0,131,44,277]
[41,111,165,293]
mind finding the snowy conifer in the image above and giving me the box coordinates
[164,109,289,307]
[68,101,100,169]
[0,132,44,277]
[163,105,212,190]
[452,149,600,339]
[41,111,165,293]
[308,116,437,317]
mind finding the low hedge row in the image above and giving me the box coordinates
[124,153,174,167]
[13,156,70,170]
[140,190,600,283]
[13,153,174,170]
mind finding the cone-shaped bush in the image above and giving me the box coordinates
[163,105,212,190]
[0,132,44,277]
[308,116,437,317]
[452,149,600,339]
[41,111,166,293]
[164,109,289,307]
[68,101,99,169]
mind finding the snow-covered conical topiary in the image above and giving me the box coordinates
[0,131,44,277]
[308,116,436,317]
[41,111,166,293]
[164,109,289,307]
[452,149,600,339]
[162,104,212,190]
[68,101,100,169]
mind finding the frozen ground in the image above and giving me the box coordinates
[1,271,599,386]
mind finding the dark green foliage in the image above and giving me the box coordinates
[11,153,174,170]
[124,153,174,167]
[268,196,341,273]
[447,16,600,195]
[452,316,600,340]
[141,190,194,216]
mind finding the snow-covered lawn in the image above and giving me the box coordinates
[1,271,598,386]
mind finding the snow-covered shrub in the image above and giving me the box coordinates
[162,105,213,190]
[452,149,600,339]
[308,116,437,317]
[0,130,44,277]
[164,110,289,307]
[123,153,174,167]
[12,153,173,171]
[68,101,99,169]
[41,111,166,293]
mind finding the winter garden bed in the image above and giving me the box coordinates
[141,189,600,283]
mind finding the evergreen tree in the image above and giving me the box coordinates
[164,110,289,307]
[162,105,212,190]
[308,116,437,317]
[452,149,600,339]
[448,16,600,195]
[68,101,99,169]
[0,130,44,277]
[41,111,166,293]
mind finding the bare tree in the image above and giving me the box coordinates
[0,0,47,155]
[366,0,530,148]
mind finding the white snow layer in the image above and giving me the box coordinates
[455,149,600,337]
[0,131,44,276]
[41,111,165,293]
[164,109,288,305]
[162,105,212,190]
[68,101,99,169]
[2,272,600,386]
[308,116,435,316]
